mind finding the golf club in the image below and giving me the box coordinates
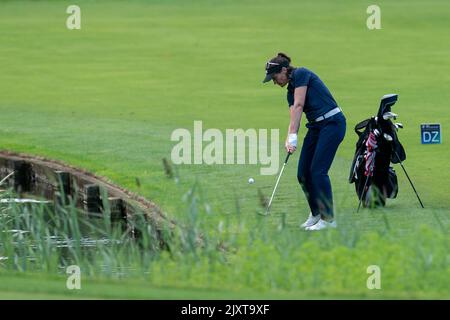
[377,94,398,118]
[382,112,398,120]
[383,133,393,141]
[261,152,291,216]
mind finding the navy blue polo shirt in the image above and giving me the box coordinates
[287,67,339,122]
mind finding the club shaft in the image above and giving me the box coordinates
[266,163,287,212]
[265,153,291,214]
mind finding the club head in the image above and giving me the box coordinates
[395,122,403,129]
[378,94,398,119]
[383,133,393,141]
[373,129,381,137]
[382,112,398,120]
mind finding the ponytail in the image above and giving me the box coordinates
[276,52,291,64]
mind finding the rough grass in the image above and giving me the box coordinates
[0,0,449,299]
[0,184,448,299]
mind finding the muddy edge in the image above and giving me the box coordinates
[0,150,177,230]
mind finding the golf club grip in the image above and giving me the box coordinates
[284,152,292,164]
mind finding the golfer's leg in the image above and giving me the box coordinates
[297,128,319,216]
[310,118,346,220]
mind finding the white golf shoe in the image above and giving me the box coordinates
[305,219,337,231]
[300,212,321,228]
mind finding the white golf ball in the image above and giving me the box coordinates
[248,178,255,184]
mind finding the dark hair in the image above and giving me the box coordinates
[269,52,294,74]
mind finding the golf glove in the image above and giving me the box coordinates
[288,133,298,147]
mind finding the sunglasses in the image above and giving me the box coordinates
[265,61,280,70]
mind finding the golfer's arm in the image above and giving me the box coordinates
[288,86,307,134]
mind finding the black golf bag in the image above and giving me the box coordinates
[349,94,406,208]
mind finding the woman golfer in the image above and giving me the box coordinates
[263,53,346,230]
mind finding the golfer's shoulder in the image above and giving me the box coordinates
[293,67,317,80]
[292,67,315,87]
[294,67,313,76]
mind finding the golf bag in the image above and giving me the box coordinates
[349,94,406,208]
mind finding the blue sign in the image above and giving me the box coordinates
[421,124,441,144]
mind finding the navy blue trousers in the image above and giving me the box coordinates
[297,112,346,219]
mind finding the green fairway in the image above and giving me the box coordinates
[0,0,449,299]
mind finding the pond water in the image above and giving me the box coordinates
[0,190,130,265]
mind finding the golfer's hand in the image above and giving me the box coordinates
[285,141,296,153]
[285,133,298,153]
